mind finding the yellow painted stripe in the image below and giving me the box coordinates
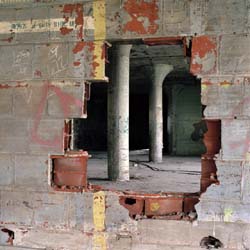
[93,191,106,250]
[93,0,106,81]
[93,0,106,40]
[93,233,107,250]
[93,41,106,80]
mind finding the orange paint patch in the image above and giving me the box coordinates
[123,0,159,35]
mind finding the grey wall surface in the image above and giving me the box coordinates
[0,0,250,249]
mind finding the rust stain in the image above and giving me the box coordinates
[123,0,159,35]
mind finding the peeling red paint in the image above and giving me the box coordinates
[73,61,81,66]
[191,36,217,75]
[123,0,159,35]
[61,4,84,39]
[72,41,86,54]
[60,27,74,35]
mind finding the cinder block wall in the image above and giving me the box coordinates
[0,0,250,249]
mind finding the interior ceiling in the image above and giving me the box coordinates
[129,44,195,89]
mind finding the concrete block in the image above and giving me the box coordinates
[0,191,35,225]
[0,8,16,45]
[0,154,14,186]
[191,36,217,75]
[221,119,250,160]
[0,119,29,154]
[33,43,69,79]
[202,77,244,118]
[205,0,247,34]
[47,82,84,118]
[68,192,93,231]
[0,45,33,81]
[220,35,250,74]
[13,83,47,118]
[163,0,191,35]
[14,155,48,191]
[0,119,28,138]
[196,199,250,223]
[0,137,29,154]
[0,88,13,116]
[28,119,64,155]
[15,7,50,43]
[105,0,122,40]
[190,0,206,35]
[242,77,250,117]
[242,163,250,204]
[15,229,91,250]
[33,193,70,228]
[137,220,191,246]
[120,0,162,38]
[67,42,87,79]
[105,193,136,232]
[50,2,94,42]
[201,161,242,201]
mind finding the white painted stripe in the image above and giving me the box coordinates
[0,16,94,33]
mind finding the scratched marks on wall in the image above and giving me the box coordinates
[123,0,159,35]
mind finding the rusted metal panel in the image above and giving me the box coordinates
[203,119,221,157]
[143,37,183,46]
[51,150,88,191]
[183,196,199,213]
[145,197,183,217]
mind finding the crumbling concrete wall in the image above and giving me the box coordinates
[0,0,250,249]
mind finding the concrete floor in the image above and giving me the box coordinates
[87,151,201,194]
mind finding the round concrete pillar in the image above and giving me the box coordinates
[149,64,173,163]
[108,44,132,181]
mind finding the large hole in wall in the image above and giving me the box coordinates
[51,38,222,220]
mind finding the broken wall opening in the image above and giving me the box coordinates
[50,39,222,221]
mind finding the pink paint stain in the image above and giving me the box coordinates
[31,82,83,147]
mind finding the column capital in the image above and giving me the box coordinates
[153,63,173,86]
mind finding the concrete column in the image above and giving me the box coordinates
[108,44,132,181]
[149,64,173,163]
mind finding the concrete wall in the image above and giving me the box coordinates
[0,0,250,249]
